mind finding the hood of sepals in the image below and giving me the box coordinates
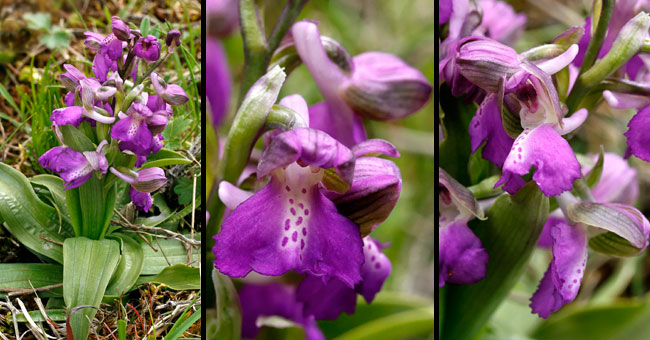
[213,128,365,287]
[438,167,485,225]
[150,73,189,106]
[61,64,87,92]
[38,142,108,190]
[110,166,167,193]
[84,32,104,53]
[135,35,161,62]
[111,16,130,41]
[456,36,522,93]
[147,112,168,135]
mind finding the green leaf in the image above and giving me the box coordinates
[140,16,151,37]
[585,147,605,188]
[141,157,192,169]
[163,307,202,340]
[439,85,476,185]
[11,309,66,322]
[141,237,200,275]
[0,263,63,298]
[104,233,145,297]
[78,176,110,239]
[441,181,549,340]
[162,116,193,149]
[0,163,65,263]
[532,301,650,340]
[23,12,52,30]
[59,125,95,152]
[214,269,242,340]
[63,237,121,340]
[174,177,201,205]
[30,174,74,237]
[332,306,435,340]
[136,264,200,290]
[41,27,71,50]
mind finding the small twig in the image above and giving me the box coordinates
[0,283,63,297]
[154,238,172,267]
[38,236,63,247]
[112,210,200,247]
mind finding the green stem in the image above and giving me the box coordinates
[267,0,309,54]
[239,0,269,98]
[566,0,614,112]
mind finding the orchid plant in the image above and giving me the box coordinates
[440,0,650,338]
[0,14,200,340]
[208,0,432,339]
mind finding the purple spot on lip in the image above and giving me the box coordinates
[577,269,581,273]
[302,228,307,236]
[301,239,305,249]
[296,217,303,226]
[298,203,304,209]
[573,279,577,283]
[285,186,291,192]
[290,208,296,216]
[292,231,298,242]
[284,219,291,230]
[371,256,375,261]
[375,263,381,269]
[282,237,288,247]
[301,188,307,194]
[304,209,309,215]
[289,199,294,204]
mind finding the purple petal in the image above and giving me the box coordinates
[39,146,94,189]
[51,106,83,127]
[296,276,357,320]
[214,166,364,287]
[351,139,400,158]
[257,128,356,186]
[218,181,253,210]
[469,92,515,167]
[134,35,161,62]
[603,91,650,110]
[92,54,116,82]
[130,187,153,212]
[624,104,650,161]
[101,33,124,60]
[110,115,154,156]
[535,44,579,75]
[496,124,580,196]
[439,0,452,25]
[206,39,232,127]
[530,221,587,318]
[278,94,310,126]
[556,108,588,135]
[358,237,391,303]
[591,153,639,205]
[476,0,527,45]
[538,217,567,248]
[308,101,367,148]
[439,221,488,287]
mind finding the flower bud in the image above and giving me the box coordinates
[150,73,189,105]
[110,167,168,193]
[83,32,103,53]
[342,52,432,121]
[166,29,181,47]
[456,37,522,92]
[111,16,131,41]
[134,35,161,62]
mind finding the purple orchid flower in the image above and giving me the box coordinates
[110,101,156,156]
[129,187,153,212]
[531,152,646,318]
[213,127,365,287]
[296,236,391,320]
[456,37,588,196]
[238,283,325,340]
[439,168,488,287]
[60,64,87,92]
[39,141,108,189]
[206,38,231,127]
[134,35,161,62]
[291,20,431,146]
[474,0,527,46]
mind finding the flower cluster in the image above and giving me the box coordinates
[39,16,188,212]
[212,16,431,338]
[439,0,650,320]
